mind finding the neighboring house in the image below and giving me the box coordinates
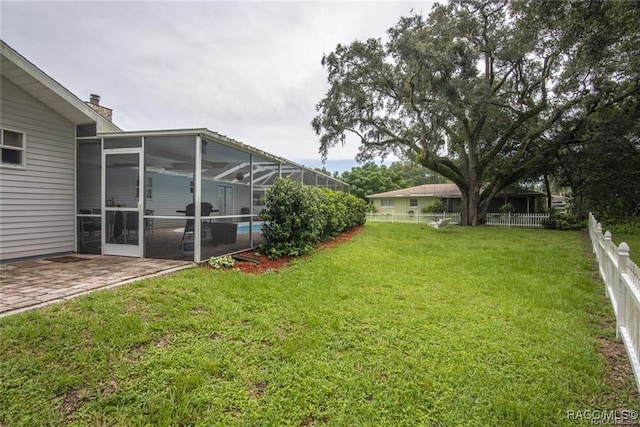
[0,40,346,263]
[368,183,545,215]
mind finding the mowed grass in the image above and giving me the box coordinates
[1,223,637,425]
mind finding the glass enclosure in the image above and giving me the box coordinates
[143,135,196,261]
[76,130,348,262]
[77,139,101,255]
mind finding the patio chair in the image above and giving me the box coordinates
[428,218,451,229]
[78,209,100,245]
[180,202,214,252]
[125,211,139,242]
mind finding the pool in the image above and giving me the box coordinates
[237,221,264,234]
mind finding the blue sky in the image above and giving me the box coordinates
[1,0,434,174]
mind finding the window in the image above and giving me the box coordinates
[135,177,153,200]
[1,129,26,168]
[410,199,418,207]
[381,199,395,207]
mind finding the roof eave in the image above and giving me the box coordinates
[0,40,121,133]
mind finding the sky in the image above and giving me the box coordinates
[1,0,435,174]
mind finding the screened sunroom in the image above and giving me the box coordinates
[76,129,347,263]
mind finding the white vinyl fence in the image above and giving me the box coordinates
[589,213,640,392]
[366,212,549,228]
[366,212,460,225]
[485,212,550,228]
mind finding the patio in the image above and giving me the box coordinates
[0,255,192,317]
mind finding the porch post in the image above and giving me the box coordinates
[249,154,254,248]
[194,135,202,263]
[73,127,78,253]
[100,137,106,255]
[139,137,146,257]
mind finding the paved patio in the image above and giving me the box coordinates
[0,255,193,317]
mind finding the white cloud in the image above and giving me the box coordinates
[1,0,433,172]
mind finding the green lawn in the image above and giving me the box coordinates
[1,223,637,426]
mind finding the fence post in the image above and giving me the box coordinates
[604,231,613,291]
[617,242,630,340]
[596,223,603,263]
[589,214,596,253]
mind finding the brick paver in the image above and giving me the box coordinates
[0,255,193,317]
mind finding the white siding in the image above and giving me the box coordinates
[0,77,75,260]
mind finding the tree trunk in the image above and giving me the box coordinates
[460,184,483,226]
[543,173,552,210]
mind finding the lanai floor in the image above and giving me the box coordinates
[0,255,193,317]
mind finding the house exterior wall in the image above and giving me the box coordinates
[371,195,541,215]
[372,196,438,215]
[0,77,76,260]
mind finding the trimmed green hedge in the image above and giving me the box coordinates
[541,211,585,230]
[259,178,367,258]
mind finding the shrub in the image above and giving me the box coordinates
[499,202,514,213]
[541,212,584,231]
[259,178,366,258]
[209,255,236,269]
[319,188,348,240]
[422,200,446,213]
[601,216,640,236]
[259,179,324,259]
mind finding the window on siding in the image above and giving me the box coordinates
[409,199,418,207]
[135,177,153,200]
[1,129,26,168]
[381,199,395,207]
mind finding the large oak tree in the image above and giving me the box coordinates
[313,0,638,225]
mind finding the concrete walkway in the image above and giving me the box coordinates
[0,255,193,317]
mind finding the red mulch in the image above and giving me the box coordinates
[228,226,365,274]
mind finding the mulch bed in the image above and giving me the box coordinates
[219,226,365,274]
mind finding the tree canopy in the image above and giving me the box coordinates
[552,92,640,220]
[313,0,640,225]
[543,1,640,220]
[338,161,445,202]
[339,163,410,202]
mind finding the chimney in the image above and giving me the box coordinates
[86,93,113,122]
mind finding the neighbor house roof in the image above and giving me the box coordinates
[0,40,121,133]
[368,183,460,199]
[367,183,544,199]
